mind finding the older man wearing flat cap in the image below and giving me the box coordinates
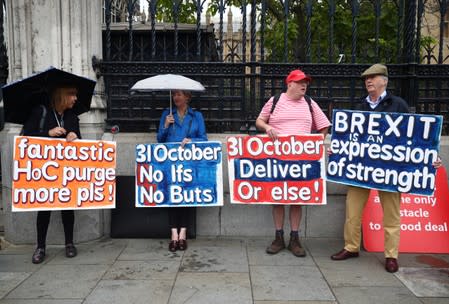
[330,63,409,273]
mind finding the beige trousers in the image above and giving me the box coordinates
[343,186,401,258]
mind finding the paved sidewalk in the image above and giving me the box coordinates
[0,237,448,304]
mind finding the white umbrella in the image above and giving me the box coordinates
[131,74,205,113]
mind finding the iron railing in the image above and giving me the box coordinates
[96,0,449,134]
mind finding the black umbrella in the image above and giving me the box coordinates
[1,66,96,124]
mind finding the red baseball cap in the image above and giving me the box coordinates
[285,69,312,84]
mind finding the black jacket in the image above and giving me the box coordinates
[356,93,409,114]
[22,105,81,139]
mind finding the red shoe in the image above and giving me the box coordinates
[178,239,187,251]
[385,258,399,273]
[169,240,178,252]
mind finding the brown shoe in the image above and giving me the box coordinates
[287,235,306,257]
[385,258,399,273]
[331,249,359,260]
[266,232,285,254]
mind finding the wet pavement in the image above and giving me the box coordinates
[0,237,449,304]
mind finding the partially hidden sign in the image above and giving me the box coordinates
[12,136,116,211]
[327,110,443,196]
[362,166,449,253]
[135,141,223,207]
[227,135,327,205]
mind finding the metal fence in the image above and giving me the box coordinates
[96,0,449,134]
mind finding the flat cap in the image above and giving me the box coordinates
[361,64,388,78]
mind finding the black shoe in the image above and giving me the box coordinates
[65,244,77,258]
[32,248,46,264]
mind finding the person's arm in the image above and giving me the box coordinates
[256,117,278,140]
[157,110,171,143]
[64,111,81,141]
[317,127,329,137]
[433,156,442,169]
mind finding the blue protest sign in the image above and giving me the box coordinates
[327,110,442,195]
[135,141,223,207]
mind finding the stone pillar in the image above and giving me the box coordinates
[1,0,107,244]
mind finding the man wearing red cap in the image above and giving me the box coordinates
[256,69,331,257]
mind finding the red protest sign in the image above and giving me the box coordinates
[362,166,449,253]
[227,135,326,205]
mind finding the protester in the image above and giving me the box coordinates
[255,69,331,257]
[330,63,442,273]
[157,90,207,252]
[23,85,81,264]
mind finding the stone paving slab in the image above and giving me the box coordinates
[247,238,315,266]
[0,245,35,255]
[118,239,183,261]
[254,301,337,304]
[187,238,246,248]
[420,298,449,304]
[84,279,172,304]
[314,256,403,287]
[0,237,448,303]
[0,272,30,298]
[103,260,179,281]
[0,300,82,304]
[395,267,449,297]
[180,241,248,272]
[169,272,252,304]
[393,253,449,268]
[0,253,45,272]
[304,238,349,258]
[5,265,109,300]
[47,239,127,265]
[250,265,335,302]
[332,286,423,304]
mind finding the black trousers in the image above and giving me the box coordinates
[36,210,75,248]
[168,208,191,229]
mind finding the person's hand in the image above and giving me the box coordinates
[49,127,67,137]
[66,131,78,142]
[181,138,191,147]
[164,114,174,128]
[433,156,442,169]
[266,127,278,140]
[327,147,332,156]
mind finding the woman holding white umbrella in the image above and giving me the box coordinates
[157,90,207,252]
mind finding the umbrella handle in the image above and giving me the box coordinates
[170,90,172,114]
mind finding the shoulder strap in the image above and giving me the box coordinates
[304,95,314,114]
[269,93,281,114]
[39,105,47,133]
[270,93,314,116]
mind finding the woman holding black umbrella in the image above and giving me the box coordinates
[157,90,207,252]
[23,84,81,264]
